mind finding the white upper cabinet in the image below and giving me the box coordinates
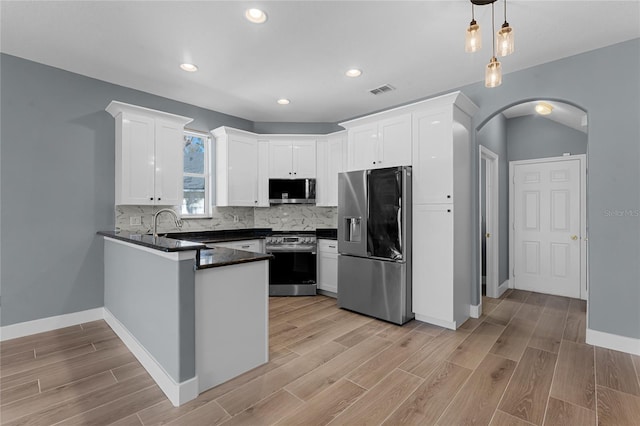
[378,114,413,168]
[106,101,193,206]
[268,140,316,178]
[345,113,411,171]
[213,127,265,207]
[412,109,453,204]
[316,131,346,207]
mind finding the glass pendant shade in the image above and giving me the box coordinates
[465,19,482,52]
[497,22,514,56]
[485,57,502,87]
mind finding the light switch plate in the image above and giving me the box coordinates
[130,216,142,226]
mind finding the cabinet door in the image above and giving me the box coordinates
[412,204,454,324]
[227,135,258,206]
[412,110,453,204]
[154,119,184,206]
[326,135,345,206]
[268,140,293,178]
[317,240,338,293]
[379,114,412,168]
[315,139,329,206]
[118,113,155,205]
[292,140,316,178]
[256,140,270,207]
[347,123,378,171]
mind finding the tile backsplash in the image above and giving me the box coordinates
[254,205,337,231]
[116,204,337,234]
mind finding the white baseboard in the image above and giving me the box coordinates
[0,307,104,342]
[586,328,640,356]
[103,308,198,407]
[498,279,510,297]
[415,314,457,330]
[470,304,482,319]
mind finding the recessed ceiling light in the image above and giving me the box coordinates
[245,8,267,24]
[345,68,362,78]
[535,101,554,115]
[180,63,198,72]
[277,98,290,105]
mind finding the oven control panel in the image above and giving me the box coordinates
[265,235,317,245]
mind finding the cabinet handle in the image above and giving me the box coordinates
[447,195,451,199]
[241,245,250,248]
[289,172,292,175]
[150,197,154,201]
[372,161,376,165]
[447,209,452,213]
[293,172,297,175]
[328,245,336,248]
[158,197,161,201]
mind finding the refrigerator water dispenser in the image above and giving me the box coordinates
[345,217,362,242]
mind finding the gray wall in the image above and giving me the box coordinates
[507,115,588,162]
[477,113,509,285]
[104,240,195,382]
[463,38,640,340]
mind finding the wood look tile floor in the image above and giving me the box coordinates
[2,290,640,425]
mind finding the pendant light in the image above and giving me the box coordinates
[497,0,514,56]
[485,2,502,87]
[465,4,482,53]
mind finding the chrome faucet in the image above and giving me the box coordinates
[152,208,183,238]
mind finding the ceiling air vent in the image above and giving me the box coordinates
[369,84,395,96]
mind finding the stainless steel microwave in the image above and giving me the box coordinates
[269,179,316,204]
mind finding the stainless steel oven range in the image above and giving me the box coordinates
[265,232,317,296]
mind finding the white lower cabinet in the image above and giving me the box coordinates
[317,239,338,295]
[208,239,264,253]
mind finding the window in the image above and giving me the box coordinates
[181,130,212,217]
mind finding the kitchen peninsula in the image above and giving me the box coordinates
[98,230,271,406]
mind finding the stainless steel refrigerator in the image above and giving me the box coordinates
[337,166,413,325]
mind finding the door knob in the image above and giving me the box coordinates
[486,233,491,238]
[571,235,579,240]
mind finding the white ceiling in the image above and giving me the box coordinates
[1,1,638,123]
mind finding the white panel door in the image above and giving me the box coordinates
[379,113,412,168]
[513,159,581,298]
[154,119,184,206]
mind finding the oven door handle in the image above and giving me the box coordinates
[265,247,317,254]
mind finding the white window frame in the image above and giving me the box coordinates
[182,130,212,218]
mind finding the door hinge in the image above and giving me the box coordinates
[512,267,516,277]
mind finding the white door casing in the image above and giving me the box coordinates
[479,145,500,299]
[510,155,586,299]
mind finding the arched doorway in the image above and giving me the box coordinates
[475,99,588,310]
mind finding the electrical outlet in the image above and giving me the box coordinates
[233,215,239,223]
[130,216,142,226]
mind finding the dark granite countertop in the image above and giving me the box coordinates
[98,230,272,269]
[166,228,272,244]
[98,230,206,252]
[197,247,273,269]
